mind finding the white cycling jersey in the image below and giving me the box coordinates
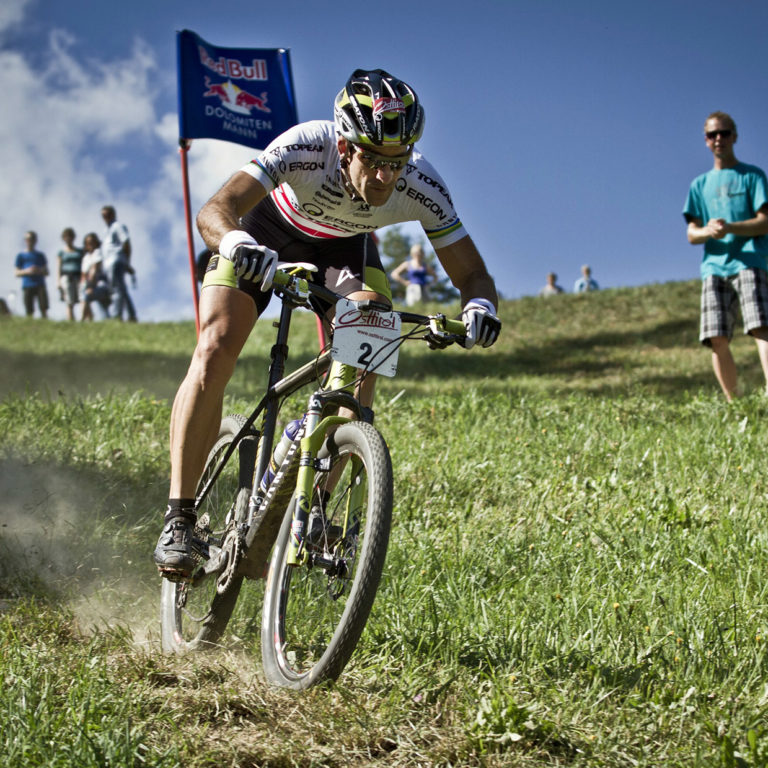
[240,120,467,250]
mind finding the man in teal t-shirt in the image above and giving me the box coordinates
[683,111,768,401]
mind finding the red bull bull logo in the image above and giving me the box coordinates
[203,77,271,115]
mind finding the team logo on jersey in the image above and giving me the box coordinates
[372,97,405,120]
[303,203,323,217]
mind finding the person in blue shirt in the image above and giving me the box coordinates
[14,231,49,318]
[574,264,599,293]
[683,111,768,401]
[390,243,437,306]
[57,227,83,322]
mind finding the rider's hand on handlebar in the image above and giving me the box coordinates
[461,298,501,349]
[425,330,454,350]
[219,230,278,292]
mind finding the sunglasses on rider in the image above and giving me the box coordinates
[705,129,733,140]
[353,146,411,172]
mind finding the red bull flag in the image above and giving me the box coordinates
[176,30,298,150]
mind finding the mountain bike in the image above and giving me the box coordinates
[159,263,466,689]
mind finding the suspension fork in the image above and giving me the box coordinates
[285,360,361,566]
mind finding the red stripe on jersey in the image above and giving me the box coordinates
[271,187,346,239]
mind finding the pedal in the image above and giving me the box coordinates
[158,566,192,583]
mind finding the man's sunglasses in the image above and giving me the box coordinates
[353,146,411,171]
[705,129,733,140]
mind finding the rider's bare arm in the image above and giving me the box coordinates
[434,235,498,309]
[197,172,270,252]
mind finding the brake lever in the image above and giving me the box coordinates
[425,315,462,350]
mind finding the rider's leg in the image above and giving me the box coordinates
[170,285,257,498]
[155,284,257,576]
[315,288,389,509]
[331,287,389,410]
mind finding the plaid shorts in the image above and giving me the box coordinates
[700,268,768,345]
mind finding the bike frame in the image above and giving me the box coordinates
[193,266,464,572]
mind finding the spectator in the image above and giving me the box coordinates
[14,231,49,318]
[390,243,437,306]
[80,232,111,321]
[57,227,83,321]
[574,264,599,293]
[683,111,768,401]
[539,271,564,297]
[101,205,137,322]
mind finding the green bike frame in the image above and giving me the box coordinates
[286,360,360,566]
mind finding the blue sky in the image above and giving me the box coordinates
[2,0,767,320]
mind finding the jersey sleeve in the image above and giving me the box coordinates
[239,121,331,193]
[403,156,467,249]
[424,217,467,249]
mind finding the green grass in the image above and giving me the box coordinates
[3,280,768,766]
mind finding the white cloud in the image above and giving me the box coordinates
[0,0,28,36]
[0,11,260,321]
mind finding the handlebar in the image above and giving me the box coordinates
[272,264,466,342]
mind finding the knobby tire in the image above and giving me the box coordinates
[261,421,393,689]
[160,415,254,652]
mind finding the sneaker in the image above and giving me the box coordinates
[306,507,344,550]
[154,515,196,578]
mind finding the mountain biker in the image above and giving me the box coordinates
[154,68,501,578]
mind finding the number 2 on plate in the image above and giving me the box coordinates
[357,343,373,366]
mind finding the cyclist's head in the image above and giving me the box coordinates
[334,69,424,150]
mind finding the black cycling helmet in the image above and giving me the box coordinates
[334,68,425,148]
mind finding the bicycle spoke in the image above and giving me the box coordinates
[160,416,250,651]
[262,421,392,688]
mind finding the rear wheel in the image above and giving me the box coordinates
[261,421,392,688]
[160,415,255,652]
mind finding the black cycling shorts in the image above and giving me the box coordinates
[202,196,391,316]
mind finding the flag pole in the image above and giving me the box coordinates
[179,138,200,336]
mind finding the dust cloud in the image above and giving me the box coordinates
[0,457,161,644]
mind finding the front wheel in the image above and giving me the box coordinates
[261,421,393,689]
[160,415,255,652]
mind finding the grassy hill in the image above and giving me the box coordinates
[2,280,768,767]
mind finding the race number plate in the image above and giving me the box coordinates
[331,298,402,377]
